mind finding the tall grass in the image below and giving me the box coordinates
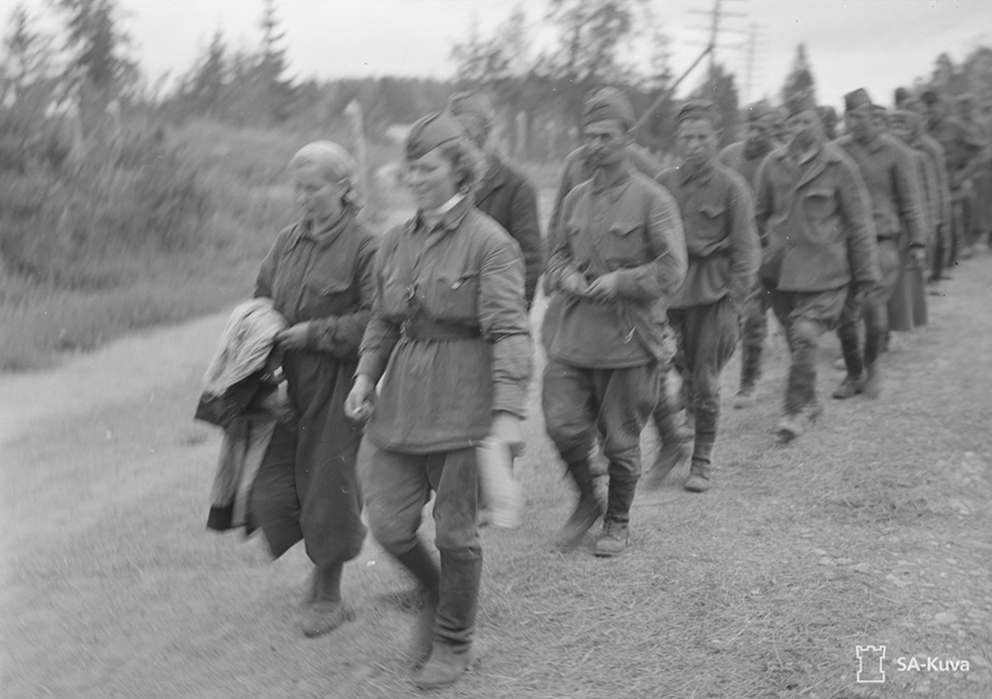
[0,113,410,372]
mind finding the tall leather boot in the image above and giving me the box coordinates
[414,551,482,689]
[553,453,603,549]
[646,392,689,488]
[301,562,354,638]
[733,343,763,408]
[685,406,717,492]
[833,321,865,399]
[392,542,441,668]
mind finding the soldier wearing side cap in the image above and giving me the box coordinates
[542,88,687,557]
[753,91,879,442]
[347,112,532,689]
[897,96,954,292]
[447,91,543,308]
[920,90,984,264]
[644,100,759,493]
[719,100,778,409]
[889,106,941,324]
[832,88,927,400]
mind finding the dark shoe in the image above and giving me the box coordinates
[413,642,473,689]
[553,496,603,550]
[644,441,689,489]
[301,600,355,638]
[732,386,756,409]
[683,460,711,492]
[863,365,881,399]
[832,373,864,399]
[593,519,629,557]
[408,593,438,669]
[776,403,822,443]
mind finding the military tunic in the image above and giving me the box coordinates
[655,161,759,465]
[754,141,879,413]
[542,163,686,520]
[250,210,376,566]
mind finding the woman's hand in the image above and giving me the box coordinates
[345,373,376,421]
[489,411,524,457]
[275,322,312,351]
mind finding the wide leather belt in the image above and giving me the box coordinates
[402,320,482,341]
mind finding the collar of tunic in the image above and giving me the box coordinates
[590,159,634,200]
[678,159,716,185]
[287,209,354,251]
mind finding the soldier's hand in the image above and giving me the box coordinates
[345,374,376,421]
[586,271,621,301]
[489,411,525,457]
[559,270,591,297]
[275,322,311,350]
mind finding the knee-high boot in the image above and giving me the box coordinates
[414,551,482,689]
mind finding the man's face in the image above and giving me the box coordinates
[845,105,876,143]
[677,117,720,168]
[889,119,913,143]
[582,119,629,169]
[786,109,823,150]
[745,116,773,150]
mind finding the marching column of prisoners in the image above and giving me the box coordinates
[201,82,992,689]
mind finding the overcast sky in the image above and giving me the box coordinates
[4,0,991,111]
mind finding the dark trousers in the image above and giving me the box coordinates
[359,441,481,650]
[250,418,365,567]
[838,239,901,374]
[543,358,660,522]
[739,280,772,389]
[768,283,848,415]
[668,297,739,465]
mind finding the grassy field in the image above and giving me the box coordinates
[1,251,990,698]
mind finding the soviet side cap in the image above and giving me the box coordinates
[677,99,718,124]
[405,112,467,160]
[785,90,818,118]
[844,88,873,112]
[582,87,635,130]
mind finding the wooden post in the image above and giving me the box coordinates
[344,99,369,202]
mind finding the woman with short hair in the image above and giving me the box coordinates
[346,113,532,689]
[250,141,376,637]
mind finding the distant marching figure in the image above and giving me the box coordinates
[346,112,532,689]
[249,141,377,637]
[753,91,880,442]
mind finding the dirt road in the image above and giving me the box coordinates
[1,257,990,699]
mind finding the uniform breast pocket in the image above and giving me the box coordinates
[802,188,837,224]
[605,220,645,266]
[304,275,353,316]
[689,204,730,254]
[429,272,478,321]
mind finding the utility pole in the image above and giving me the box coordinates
[741,23,766,104]
[687,0,747,71]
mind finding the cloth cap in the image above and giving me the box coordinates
[582,87,635,130]
[890,109,922,127]
[406,112,468,160]
[745,100,772,123]
[894,87,911,107]
[818,105,838,123]
[677,99,719,125]
[920,89,940,107]
[844,88,873,113]
[447,91,495,127]
[785,90,818,118]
